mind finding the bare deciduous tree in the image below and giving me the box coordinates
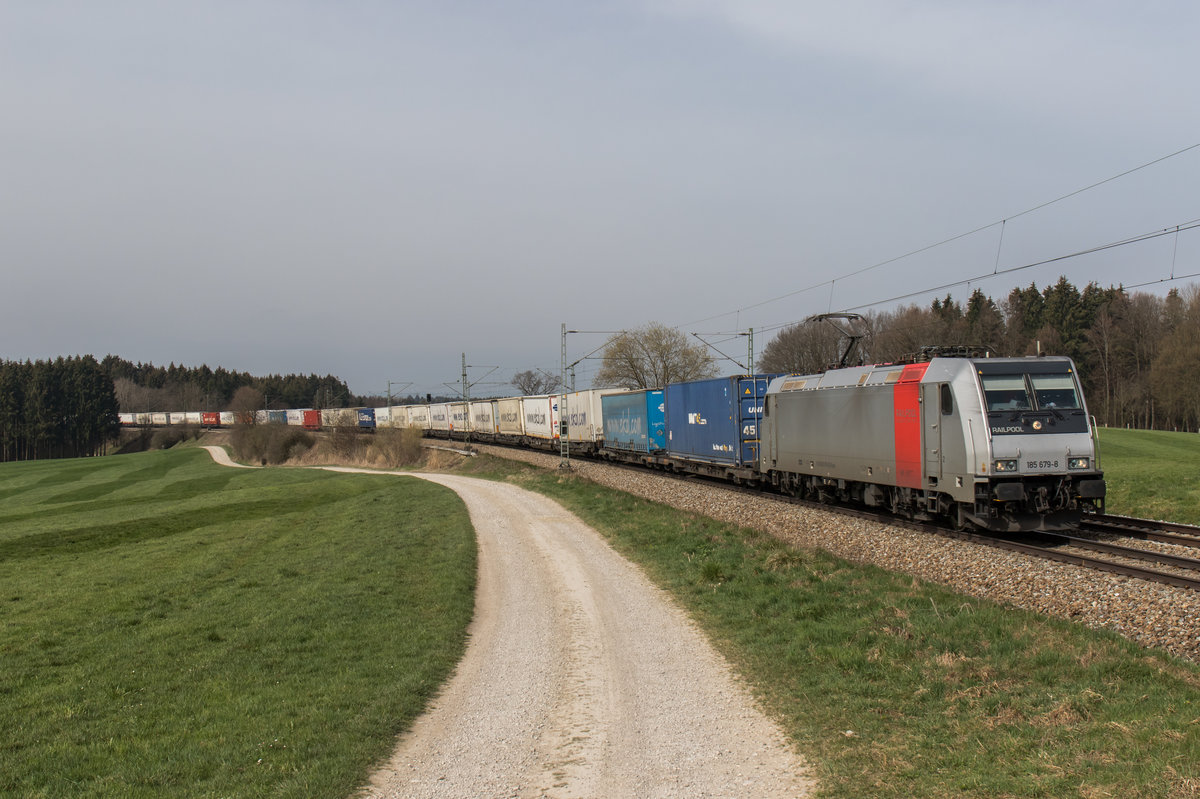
[228,386,265,425]
[594,323,717,389]
[759,321,850,375]
[511,369,561,395]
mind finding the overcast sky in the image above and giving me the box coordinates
[4,1,1198,398]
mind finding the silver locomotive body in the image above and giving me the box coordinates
[759,356,1105,531]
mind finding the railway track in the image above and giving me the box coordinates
[839,507,1200,593]
[595,454,1200,592]
[470,442,1200,593]
[1080,513,1200,550]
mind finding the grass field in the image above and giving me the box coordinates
[3,432,1199,798]
[0,449,475,798]
[1096,427,1200,524]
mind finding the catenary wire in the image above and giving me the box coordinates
[678,141,1200,329]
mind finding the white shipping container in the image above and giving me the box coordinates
[375,406,392,427]
[406,405,430,430]
[184,411,203,424]
[520,395,559,441]
[286,409,305,426]
[428,404,450,432]
[448,402,469,433]
[495,398,524,436]
[408,405,432,429]
[219,411,237,425]
[469,400,496,434]
[322,408,356,427]
[151,412,169,425]
[562,388,630,443]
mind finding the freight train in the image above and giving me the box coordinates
[122,352,1106,532]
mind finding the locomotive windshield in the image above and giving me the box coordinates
[980,368,1087,436]
[982,373,1080,412]
[981,375,1032,411]
[1029,374,1081,410]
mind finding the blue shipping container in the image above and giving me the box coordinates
[664,375,776,467]
[601,390,665,453]
[267,409,288,425]
[356,407,377,428]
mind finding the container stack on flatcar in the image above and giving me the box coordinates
[661,374,776,483]
[600,389,665,458]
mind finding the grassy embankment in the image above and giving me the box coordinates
[0,448,474,798]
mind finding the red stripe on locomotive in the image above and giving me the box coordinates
[893,363,929,490]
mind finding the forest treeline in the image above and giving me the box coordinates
[0,356,120,461]
[101,356,353,414]
[0,355,358,462]
[759,277,1200,432]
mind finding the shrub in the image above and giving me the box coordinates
[373,426,425,468]
[150,424,201,450]
[330,419,365,460]
[230,424,315,465]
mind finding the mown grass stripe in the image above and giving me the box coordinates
[0,450,475,798]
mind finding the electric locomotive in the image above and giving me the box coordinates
[759,352,1105,532]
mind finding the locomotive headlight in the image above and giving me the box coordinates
[1068,457,1090,470]
[993,459,1019,473]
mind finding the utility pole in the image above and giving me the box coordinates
[462,353,471,443]
[559,323,569,469]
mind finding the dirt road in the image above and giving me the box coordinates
[205,450,813,797]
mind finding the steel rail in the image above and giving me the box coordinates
[1081,514,1200,550]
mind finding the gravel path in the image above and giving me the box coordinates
[475,445,1200,664]
[319,467,814,799]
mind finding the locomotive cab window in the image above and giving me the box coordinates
[940,384,953,415]
[981,375,1032,411]
[1030,374,1081,410]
